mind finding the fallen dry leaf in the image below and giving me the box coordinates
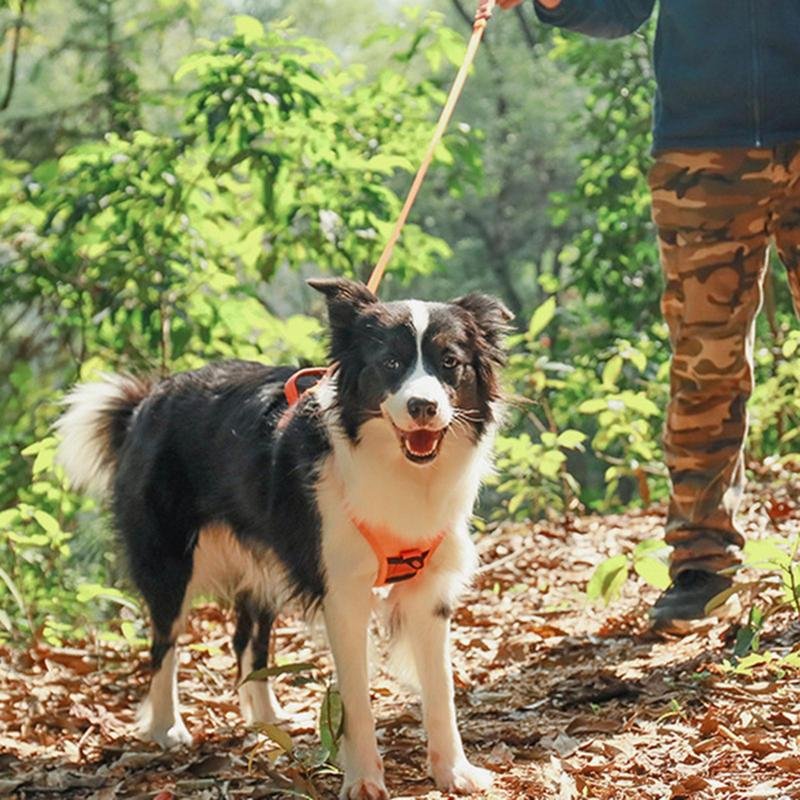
[566,715,623,736]
[762,752,800,773]
[1,503,799,799]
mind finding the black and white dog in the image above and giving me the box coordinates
[56,278,510,799]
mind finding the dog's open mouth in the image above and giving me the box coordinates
[395,426,446,464]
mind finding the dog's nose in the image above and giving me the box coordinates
[407,397,438,422]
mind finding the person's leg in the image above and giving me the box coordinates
[648,148,774,617]
[772,142,800,311]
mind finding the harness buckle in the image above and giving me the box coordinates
[385,547,430,583]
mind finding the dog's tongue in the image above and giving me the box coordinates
[407,429,439,454]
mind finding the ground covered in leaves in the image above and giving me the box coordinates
[2,489,800,799]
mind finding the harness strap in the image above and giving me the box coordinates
[352,517,446,587]
[278,364,336,430]
[283,366,331,406]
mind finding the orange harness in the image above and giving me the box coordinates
[281,368,445,587]
[352,517,446,587]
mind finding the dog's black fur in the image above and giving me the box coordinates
[104,362,330,669]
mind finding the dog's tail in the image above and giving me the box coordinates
[55,374,153,495]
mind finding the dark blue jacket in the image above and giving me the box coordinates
[533,1,800,153]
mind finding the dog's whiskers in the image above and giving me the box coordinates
[450,418,478,436]
[453,410,485,423]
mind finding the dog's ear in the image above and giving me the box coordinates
[451,293,513,350]
[452,294,512,405]
[308,278,377,329]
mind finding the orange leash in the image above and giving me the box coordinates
[365,0,497,295]
[283,0,496,586]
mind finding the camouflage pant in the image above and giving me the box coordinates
[648,143,800,576]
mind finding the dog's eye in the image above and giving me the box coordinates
[383,357,401,371]
[441,354,459,370]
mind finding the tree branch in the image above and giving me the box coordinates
[463,209,524,317]
[450,0,473,29]
[514,6,538,51]
[1,0,28,112]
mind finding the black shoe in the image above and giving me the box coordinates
[649,570,733,632]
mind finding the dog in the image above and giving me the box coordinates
[55,278,511,799]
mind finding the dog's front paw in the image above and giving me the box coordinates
[433,759,493,794]
[340,777,389,800]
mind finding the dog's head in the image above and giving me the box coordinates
[309,278,512,465]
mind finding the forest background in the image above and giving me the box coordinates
[2,0,799,648]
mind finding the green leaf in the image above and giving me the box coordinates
[733,652,772,674]
[538,273,560,294]
[241,661,316,685]
[508,492,526,516]
[32,160,58,184]
[626,348,647,373]
[633,538,668,557]
[33,446,56,476]
[538,449,566,478]
[556,429,587,449]
[633,556,670,590]
[251,722,293,753]
[20,440,46,456]
[33,510,61,537]
[558,244,580,266]
[621,393,660,417]
[782,337,799,358]
[733,626,760,659]
[174,53,218,83]
[319,685,344,762]
[0,509,21,528]
[76,582,140,612]
[780,651,800,669]
[578,398,609,414]
[704,585,738,615]
[437,27,467,67]
[586,554,629,604]
[602,355,623,389]
[743,538,790,569]
[541,431,557,448]
[0,565,26,620]
[366,154,414,174]
[76,583,125,602]
[527,296,556,339]
[234,15,264,44]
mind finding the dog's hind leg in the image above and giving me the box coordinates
[136,554,194,749]
[234,596,285,724]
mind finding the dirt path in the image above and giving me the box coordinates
[2,504,800,799]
